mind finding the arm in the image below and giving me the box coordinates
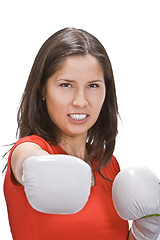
[11,142,92,214]
[11,142,49,185]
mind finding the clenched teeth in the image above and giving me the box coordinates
[69,114,87,120]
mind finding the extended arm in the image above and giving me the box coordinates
[11,143,92,214]
[11,142,49,184]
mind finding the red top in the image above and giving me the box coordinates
[4,135,129,240]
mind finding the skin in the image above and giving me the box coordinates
[128,231,136,240]
[11,54,135,239]
[43,54,106,160]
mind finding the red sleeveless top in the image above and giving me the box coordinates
[4,135,129,240]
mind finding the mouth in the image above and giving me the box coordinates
[67,113,89,123]
[68,114,88,120]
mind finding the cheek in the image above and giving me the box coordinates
[91,89,106,109]
[47,88,73,105]
[47,88,63,105]
[46,91,71,122]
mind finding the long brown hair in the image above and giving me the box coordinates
[8,27,118,172]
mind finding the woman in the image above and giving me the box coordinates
[4,27,135,239]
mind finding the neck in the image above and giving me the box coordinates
[59,135,89,161]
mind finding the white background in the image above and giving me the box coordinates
[0,0,160,239]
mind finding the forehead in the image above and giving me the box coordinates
[54,54,104,79]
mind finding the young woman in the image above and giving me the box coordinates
[4,27,136,239]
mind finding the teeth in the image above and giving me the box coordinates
[70,114,87,120]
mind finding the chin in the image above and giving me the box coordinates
[62,129,88,138]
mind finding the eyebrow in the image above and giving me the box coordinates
[88,80,104,83]
[57,79,74,82]
[57,79,104,83]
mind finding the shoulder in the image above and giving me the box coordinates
[11,135,50,150]
[100,156,120,181]
[10,135,57,156]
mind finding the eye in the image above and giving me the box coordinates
[60,83,72,88]
[88,83,99,88]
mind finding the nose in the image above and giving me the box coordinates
[72,89,88,108]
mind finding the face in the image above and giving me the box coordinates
[43,54,106,140]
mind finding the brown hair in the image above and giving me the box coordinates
[9,28,118,173]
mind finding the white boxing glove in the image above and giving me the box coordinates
[22,154,92,214]
[112,166,160,240]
